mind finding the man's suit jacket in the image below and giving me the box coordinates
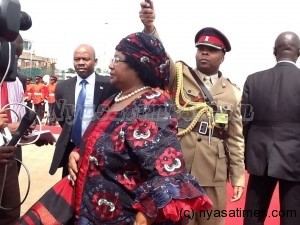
[49,74,117,175]
[242,62,300,181]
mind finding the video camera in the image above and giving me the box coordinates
[0,0,32,82]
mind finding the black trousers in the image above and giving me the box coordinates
[25,100,32,111]
[0,161,20,225]
[34,103,44,122]
[47,103,56,125]
[15,146,22,174]
[244,174,300,225]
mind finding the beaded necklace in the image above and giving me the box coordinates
[114,86,151,103]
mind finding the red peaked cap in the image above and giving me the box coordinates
[195,27,231,52]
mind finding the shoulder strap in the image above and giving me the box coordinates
[181,62,217,111]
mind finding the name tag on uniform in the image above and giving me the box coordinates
[215,113,228,124]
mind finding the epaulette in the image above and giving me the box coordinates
[223,76,241,90]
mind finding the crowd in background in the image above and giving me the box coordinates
[24,75,58,126]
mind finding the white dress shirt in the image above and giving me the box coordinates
[195,70,219,90]
[75,73,95,136]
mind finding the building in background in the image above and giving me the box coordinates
[18,39,61,80]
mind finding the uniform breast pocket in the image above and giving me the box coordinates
[214,141,227,182]
[183,84,201,100]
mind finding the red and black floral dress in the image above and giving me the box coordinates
[74,88,212,225]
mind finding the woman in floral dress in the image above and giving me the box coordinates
[68,32,212,225]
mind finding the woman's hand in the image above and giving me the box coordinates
[134,211,155,225]
[68,151,80,186]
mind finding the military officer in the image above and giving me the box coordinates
[139,1,245,225]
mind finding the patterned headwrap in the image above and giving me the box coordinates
[115,32,170,86]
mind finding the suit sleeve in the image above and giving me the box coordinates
[241,76,253,142]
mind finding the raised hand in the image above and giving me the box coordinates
[139,1,155,34]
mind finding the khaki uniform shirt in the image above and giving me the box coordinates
[151,29,245,187]
[172,63,245,187]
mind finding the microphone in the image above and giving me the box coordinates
[7,110,36,146]
[20,11,32,31]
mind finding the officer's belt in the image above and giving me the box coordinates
[178,120,229,140]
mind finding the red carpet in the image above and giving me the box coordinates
[37,124,281,225]
[35,124,62,135]
[226,174,280,225]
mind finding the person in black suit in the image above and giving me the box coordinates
[0,110,20,225]
[15,34,26,172]
[15,34,27,91]
[49,44,117,178]
[242,31,300,225]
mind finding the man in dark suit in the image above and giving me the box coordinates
[0,110,20,225]
[49,44,117,177]
[15,34,27,91]
[242,31,300,225]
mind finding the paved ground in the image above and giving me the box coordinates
[19,134,62,216]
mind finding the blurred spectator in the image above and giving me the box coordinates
[24,77,34,110]
[14,35,27,92]
[0,96,21,224]
[46,75,57,125]
[32,75,45,123]
[42,80,49,123]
